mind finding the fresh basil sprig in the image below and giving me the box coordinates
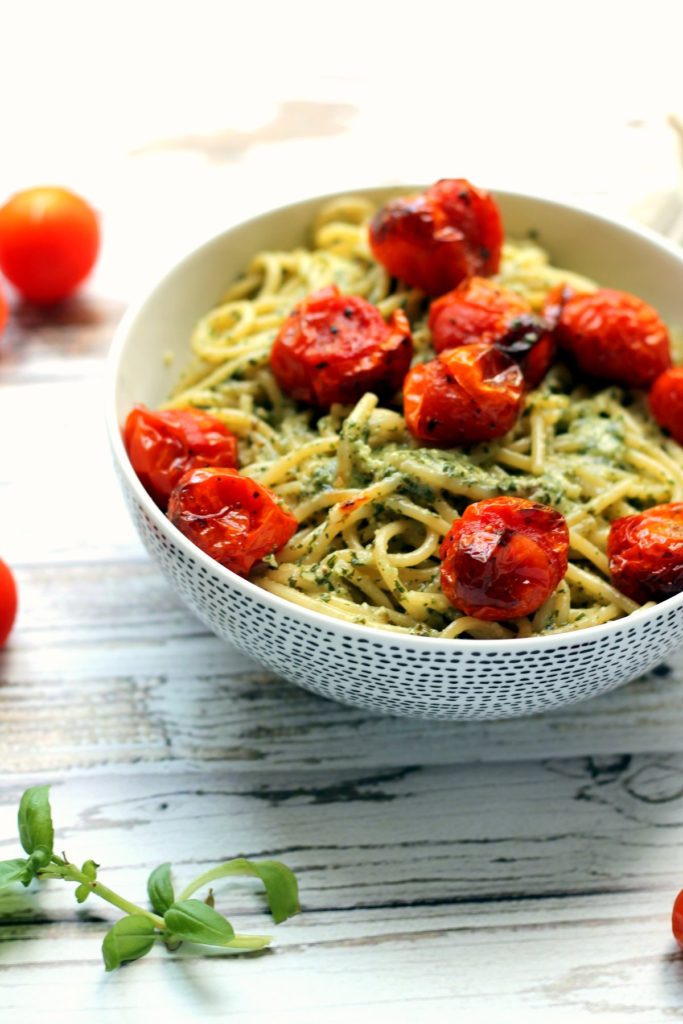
[0,786,300,971]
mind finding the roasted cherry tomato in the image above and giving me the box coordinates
[403,342,524,446]
[673,889,683,948]
[269,285,412,409]
[0,559,18,647]
[555,288,670,388]
[440,497,569,620]
[0,187,100,304]
[167,467,298,576]
[429,277,554,388]
[608,503,683,603]
[369,179,503,296]
[124,405,239,510]
[649,368,683,445]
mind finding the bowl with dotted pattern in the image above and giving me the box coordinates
[106,187,683,720]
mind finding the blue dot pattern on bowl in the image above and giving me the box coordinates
[121,474,683,721]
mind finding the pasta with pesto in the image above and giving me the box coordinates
[162,195,683,638]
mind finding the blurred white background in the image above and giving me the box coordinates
[1,0,682,297]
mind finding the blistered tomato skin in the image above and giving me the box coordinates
[555,288,670,388]
[269,285,413,409]
[124,405,239,510]
[369,179,503,296]
[403,343,524,446]
[650,368,683,445]
[439,497,570,620]
[167,467,298,576]
[428,277,555,388]
[608,503,683,603]
[673,889,683,948]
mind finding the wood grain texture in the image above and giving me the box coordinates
[2,241,683,1023]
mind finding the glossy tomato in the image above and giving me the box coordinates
[650,367,683,445]
[269,285,412,408]
[428,277,554,388]
[673,889,683,948]
[0,559,18,647]
[440,497,569,620]
[608,503,683,603]
[124,405,239,510]
[369,179,503,296]
[0,280,7,336]
[403,343,524,446]
[0,187,100,304]
[167,467,298,576]
[555,288,670,388]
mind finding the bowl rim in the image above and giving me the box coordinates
[105,184,683,651]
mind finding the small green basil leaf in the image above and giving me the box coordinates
[101,915,157,972]
[74,862,98,903]
[164,900,235,946]
[82,860,98,880]
[74,883,91,904]
[200,859,301,924]
[17,786,54,858]
[147,862,174,916]
[0,858,30,888]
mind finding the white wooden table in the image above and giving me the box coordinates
[3,7,683,1019]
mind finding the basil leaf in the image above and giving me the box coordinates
[147,862,174,916]
[74,884,90,904]
[82,859,98,879]
[164,900,235,946]
[199,859,301,924]
[0,858,30,888]
[101,915,157,972]
[75,860,98,904]
[17,786,54,858]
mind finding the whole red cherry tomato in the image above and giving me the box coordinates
[0,187,100,304]
[167,467,298,576]
[0,559,18,647]
[124,405,239,510]
[269,285,412,408]
[369,179,503,296]
[440,497,569,620]
[0,281,8,336]
[673,889,683,948]
[608,503,683,603]
[555,288,670,388]
[429,277,554,388]
[650,368,683,445]
[403,343,524,446]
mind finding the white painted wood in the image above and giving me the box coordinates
[2,37,683,1018]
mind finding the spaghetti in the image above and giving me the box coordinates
[162,195,683,638]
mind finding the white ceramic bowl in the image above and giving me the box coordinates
[106,186,683,720]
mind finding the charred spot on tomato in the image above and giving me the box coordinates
[496,314,552,356]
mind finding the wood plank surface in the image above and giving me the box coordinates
[2,294,683,1024]
[2,40,683,1014]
